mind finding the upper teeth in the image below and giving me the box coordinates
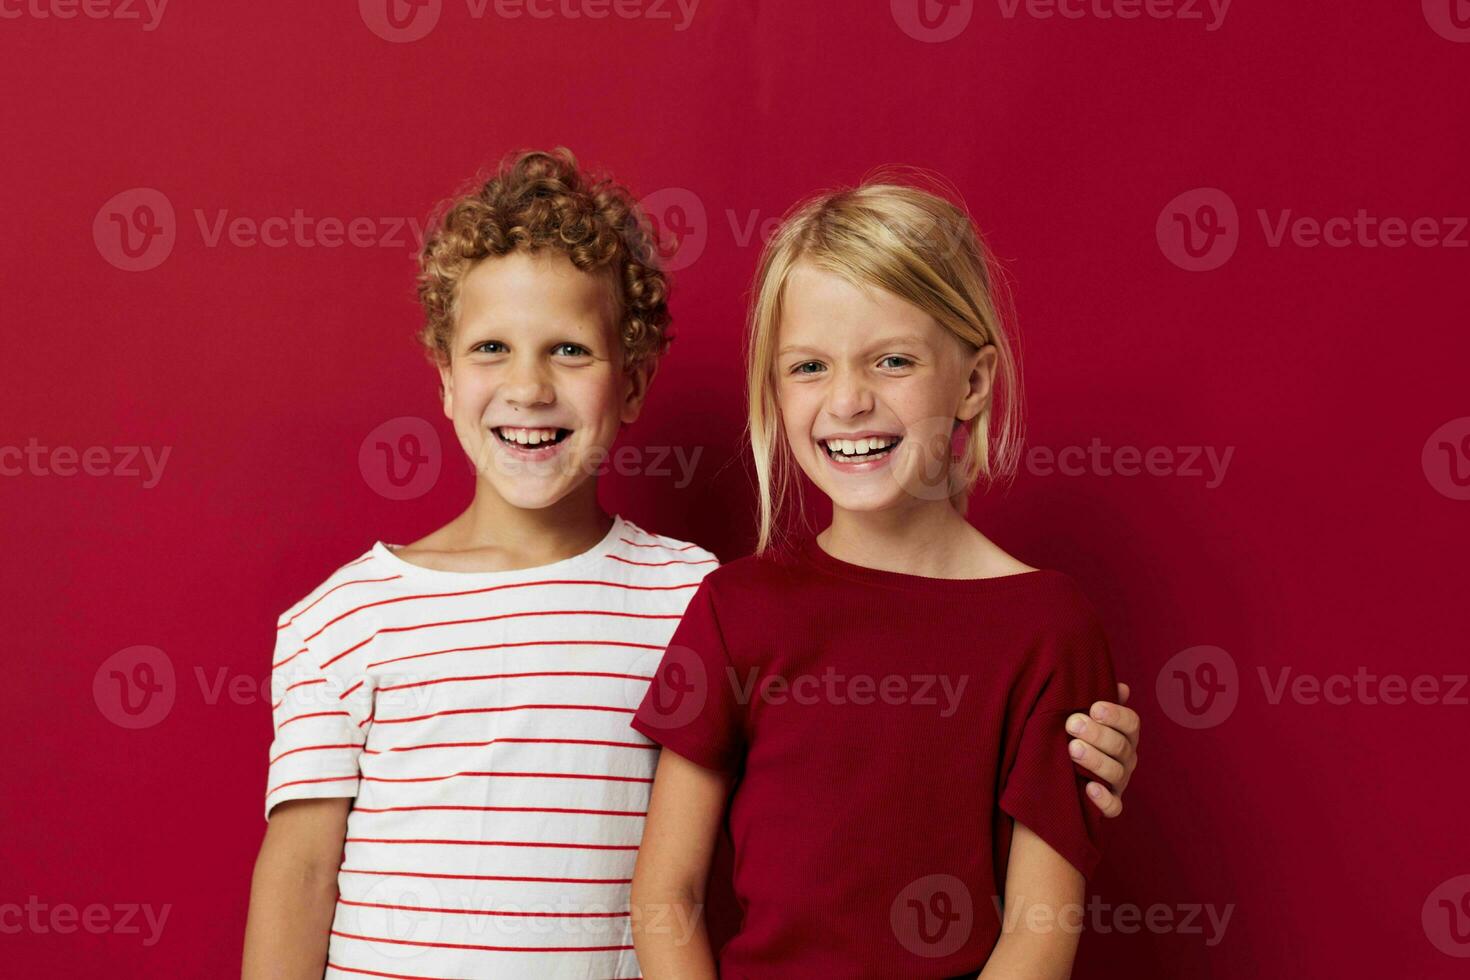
[499,427,561,445]
[824,436,898,456]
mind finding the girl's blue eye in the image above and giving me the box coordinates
[553,343,591,357]
[791,361,825,375]
[879,355,913,369]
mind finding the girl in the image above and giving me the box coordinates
[630,179,1124,978]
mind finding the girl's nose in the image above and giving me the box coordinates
[825,368,874,420]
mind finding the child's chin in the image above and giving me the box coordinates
[484,476,581,511]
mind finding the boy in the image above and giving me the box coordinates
[241,149,1140,978]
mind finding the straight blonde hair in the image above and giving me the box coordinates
[745,177,1024,553]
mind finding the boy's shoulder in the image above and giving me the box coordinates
[612,518,720,571]
[273,544,394,636]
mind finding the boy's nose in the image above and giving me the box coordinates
[503,359,555,409]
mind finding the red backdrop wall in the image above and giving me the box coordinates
[4,1,1468,976]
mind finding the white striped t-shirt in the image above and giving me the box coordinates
[264,515,718,979]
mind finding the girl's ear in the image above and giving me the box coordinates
[956,343,998,424]
[620,358,658,425]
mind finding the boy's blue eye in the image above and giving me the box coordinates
[552,343,592,357]
[472,340,507,354]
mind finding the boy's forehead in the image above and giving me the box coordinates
[457,250,620,332]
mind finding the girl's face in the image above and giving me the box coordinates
[775,262,994,515]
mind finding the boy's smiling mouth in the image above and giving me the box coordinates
[493,425,574,457]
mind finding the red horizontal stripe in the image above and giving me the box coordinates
[278,575,403,630]
[605,554,718,568]
[344,838,637,851]
[327,962,459,980]
[277,709,351,729]
[321,610,682,670]
[306,578,699,644]
[366,638,662,672]
[271,646,308,670]
[378,670,652,693]
[265,774,357,798]
[338,897,628,918]
[270,743,360,765]
[349,804,647,817]
[339,679,364,700]
[618,537,698,551]
[371,703,635,725]
[361,736,655,755]
[361,768,651,786]
[330,929,633,954]
[285,678,327,694]
[340,868,631,885]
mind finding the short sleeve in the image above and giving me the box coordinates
[630,580,746,773]
[263,619,369,821]
[998,599,1119,879]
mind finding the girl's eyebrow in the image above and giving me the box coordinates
[779,335,929,358]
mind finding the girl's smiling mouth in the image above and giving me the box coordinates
[819,433,902,469]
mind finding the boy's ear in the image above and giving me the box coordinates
[956,343,997,424]
[620,358,658,425]
[437,357,454,420]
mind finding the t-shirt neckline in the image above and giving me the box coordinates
[372,514,626,582]
[797,533,1058,595]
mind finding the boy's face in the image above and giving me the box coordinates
[775,262,993,513]
[438,250,651,511]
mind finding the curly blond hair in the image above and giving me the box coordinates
[416,147,671,372]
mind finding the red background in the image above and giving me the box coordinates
[4,1,1468,975]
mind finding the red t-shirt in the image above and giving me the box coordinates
[630,535,1117,978]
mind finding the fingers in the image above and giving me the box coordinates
[1117,681,1131,705]
[1066,712,1129,761]
[1068,735,1126,788]
[1090,698,1141,750]
[1085,781,1124,818]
